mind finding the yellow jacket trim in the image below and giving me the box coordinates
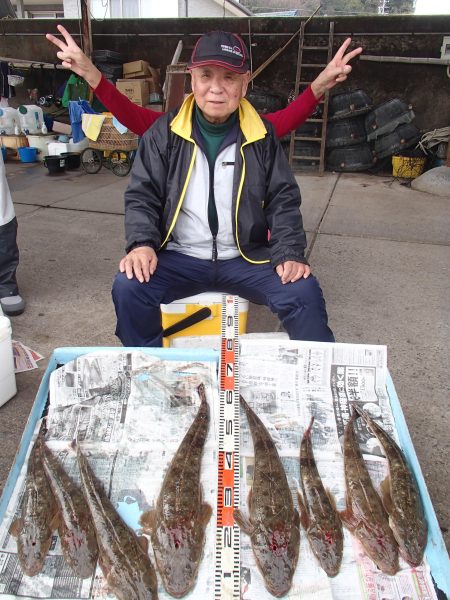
[160,96,197,247]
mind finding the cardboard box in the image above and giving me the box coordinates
[123,60,151,78]
[116,79,149,106]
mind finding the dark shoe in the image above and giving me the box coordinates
[0,295,25,316]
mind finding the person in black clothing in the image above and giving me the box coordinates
[0,152,25,316]
[112,31,333,347]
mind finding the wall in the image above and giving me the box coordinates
[1,15,449,129]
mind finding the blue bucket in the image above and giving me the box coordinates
[18,146,38,163]
[1,146,7,162]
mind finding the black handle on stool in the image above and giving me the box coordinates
[162,307,212,338]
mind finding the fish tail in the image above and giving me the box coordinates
[304,415,315,437]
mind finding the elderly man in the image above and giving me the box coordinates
[0,152,25,316]
[112,30,334,347]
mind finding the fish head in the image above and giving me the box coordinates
[390,514,427,567]
[107,564,156,600]
[60,524,98,579]
[153,517,207,598]
[17,522,52,576]
[360,522,399,576]
[307,522,343,577]
[251,521,300,597]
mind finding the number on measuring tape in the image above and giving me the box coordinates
[215,294,240,600]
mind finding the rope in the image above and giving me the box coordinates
[418,126,450,154]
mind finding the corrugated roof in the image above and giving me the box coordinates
[0,0,16,18]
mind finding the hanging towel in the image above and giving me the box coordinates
[68,100,97,143]
[62,74,89,108]
[0,63,15,99]
[112,116,128,134]
[82,113,106,142]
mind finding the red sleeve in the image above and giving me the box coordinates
[92,75,164,136]
[264,86,321,138]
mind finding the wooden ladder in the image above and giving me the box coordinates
[289,21,334,175]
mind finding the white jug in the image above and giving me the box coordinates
[0,107,18,135]
[17,105,44,135]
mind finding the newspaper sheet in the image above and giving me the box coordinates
[237,339,437,600]
[12,341,44,373]
[0,343,439,600]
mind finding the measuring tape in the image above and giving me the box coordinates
[215,294,241,600]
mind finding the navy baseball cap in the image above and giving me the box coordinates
[188,31,250,74]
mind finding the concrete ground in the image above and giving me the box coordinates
[1,160,449,553]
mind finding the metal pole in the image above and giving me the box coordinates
[80,0,93,59]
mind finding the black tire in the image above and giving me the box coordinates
[81,148,103,174]
[109,150,132,177]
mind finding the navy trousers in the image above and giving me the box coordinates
[112,250,334,347]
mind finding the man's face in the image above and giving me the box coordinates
[190,65,250,124]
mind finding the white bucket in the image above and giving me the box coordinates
[0,107,18,135]
[0,315,17,407]
[17,105,44,135]
[26,134,57,162]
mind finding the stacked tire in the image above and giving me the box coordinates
[364,99,421,162]
[326,89,376,172]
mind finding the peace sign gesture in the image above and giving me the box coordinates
[311,38,363,99]
[46,24,102,88]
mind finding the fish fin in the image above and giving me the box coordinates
[297,491,310,530]
[339,507,359,532]
[325,488,338,512]
[233,509,253,535]
[137,534,149,553]
[200,502,213,526]
[8,518,21,537]
[139,509,156,533]
[380,476,394,514]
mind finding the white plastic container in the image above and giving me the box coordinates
[17,105,44,135]
[68,137,89,153]
[0,315,17,406]
[26,134,57,162]
[0,107,18,135]
[48,141,70,156]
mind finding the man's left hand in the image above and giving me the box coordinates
[276,261,311,284]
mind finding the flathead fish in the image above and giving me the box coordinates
[297,416,343,577]
[9,430,59,576]
[140,383,212,598]
[77,445,158,600]
[234,396,300,597]
[354,406,427,566]
[41,443,98,578]
[340,411,399,575]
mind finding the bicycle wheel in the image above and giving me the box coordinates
[81,148,103,174]
[108,149,132,177]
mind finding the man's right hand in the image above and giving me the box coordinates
[119,246,158,283]
[46,24,102,89]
